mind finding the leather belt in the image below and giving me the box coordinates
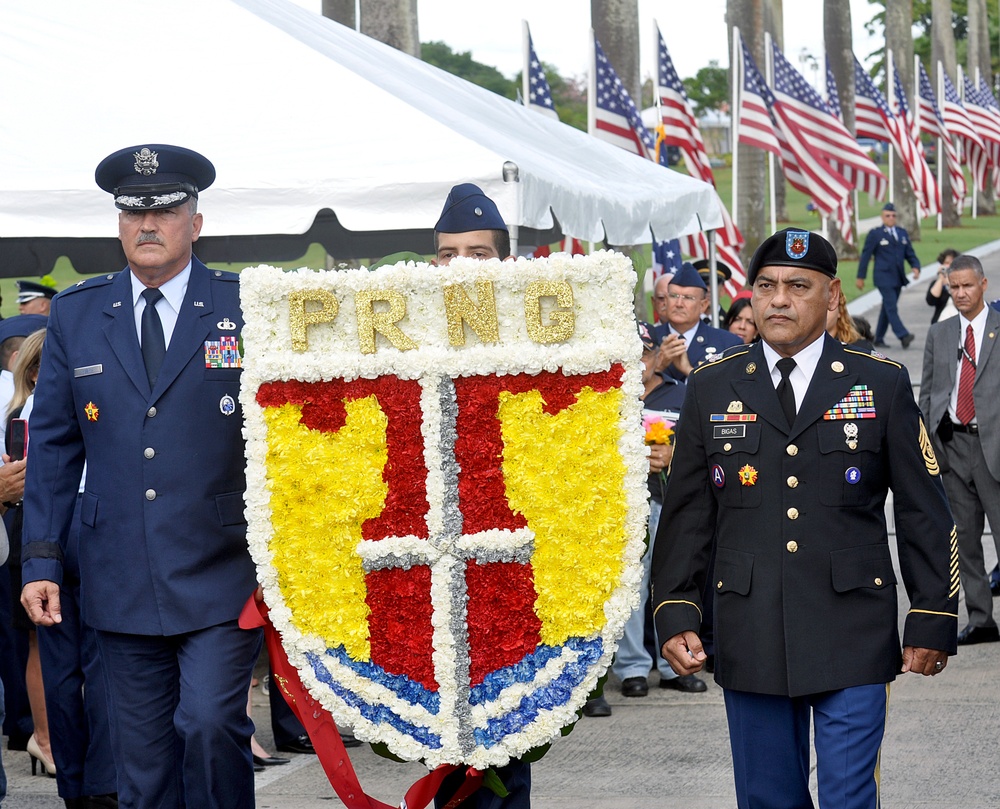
[951,421,979,435]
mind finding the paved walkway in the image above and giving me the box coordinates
[5,245,1000,808]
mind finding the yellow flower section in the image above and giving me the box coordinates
[263,398,389,660]
[498,386,627,646]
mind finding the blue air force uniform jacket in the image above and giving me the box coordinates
[22,259,256,636]
[857,225,920,288]
[651,336,958,697]
[654,321,743,382]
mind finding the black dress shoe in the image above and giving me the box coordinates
[873,340,889,348]
[901,333,915,349]
[340,731,363,749]
[582,695,612,717]
[620,677,649,697]
[83,796,119,809]
[254,763,266,773]
[275,734,315,754]
[956,624,1000,645]
[253,753,291,766]
[659,673,708,693]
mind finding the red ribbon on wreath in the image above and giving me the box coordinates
[240,595,483,809]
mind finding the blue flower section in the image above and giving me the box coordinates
[469,643,563,706]
[472,637,604,748]
[321,646,440,714]
[307,652,442,749]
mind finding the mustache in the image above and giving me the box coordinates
[136,232,163,245]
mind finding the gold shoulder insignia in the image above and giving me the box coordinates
[691,347,751,375]
[843,347,902,369]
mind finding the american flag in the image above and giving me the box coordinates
[892,64,940,216]
[652,238,684,281]
[962,75,1000,171]
[737,38,780,155]
[524,29,559,120]
[771,42,887,201]
[656,28,715,184]
[749,41,854,216]
[854,58,937,216]
[824,60,856,244]
[593,37,656,158]
[917,61,967,210]
[941,71,990,192]
[654,27,746,296]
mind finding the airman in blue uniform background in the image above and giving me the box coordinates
[856,202,921,349]
[21,145,260,809]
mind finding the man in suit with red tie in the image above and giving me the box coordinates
[920,253,1000,645]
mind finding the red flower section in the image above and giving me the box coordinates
[257,378,429,539]
[453,366,624,534]
[365,565,437,691]
[465,560,542,685]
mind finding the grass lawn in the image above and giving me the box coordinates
[4,166,997,319]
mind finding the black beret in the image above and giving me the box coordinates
[746,229,838,284]
[95,144,215,211]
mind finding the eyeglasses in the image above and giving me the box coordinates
[668,293,703,303]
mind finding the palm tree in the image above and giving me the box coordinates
[728,0,767,253]
[825,0,858,256]
[931,0,961,225]
[886,0,920,238]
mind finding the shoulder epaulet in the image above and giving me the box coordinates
[207,269,240,282]
[843,346,902,369]
[691,344,752,374]
[56,272,119,298]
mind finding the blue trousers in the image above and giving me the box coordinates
[874,285,910,342]
[612,500,677,681]
[724,684,889,809]
[96,621,262,809]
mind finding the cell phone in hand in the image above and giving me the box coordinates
[8,418,27,461]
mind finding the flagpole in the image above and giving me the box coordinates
[961,64,977,219]
[764,31,776,234]
[731,26,740,227]
[919,56,943,230]
[887,48,895,206]
[587,29,598,252]
[522,20,531,107]
[937,60,952,223]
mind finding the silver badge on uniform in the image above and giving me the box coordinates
[217,317,237,331]
[844,422,858,450]
[220,394,236,416]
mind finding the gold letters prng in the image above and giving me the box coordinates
[524,280,575,344]
[443,281,500,346]
[355,288,417,354]
[288,289,339,352]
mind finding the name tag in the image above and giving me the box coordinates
[714,425,746,439]
[74,364,103,378]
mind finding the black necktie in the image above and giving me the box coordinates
[776,357,797,428]
[141,287,166,387]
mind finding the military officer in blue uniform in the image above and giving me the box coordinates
[21,145,260,809]
[856,202,921,349]
[653,229,957,809]
[653,262,742,380]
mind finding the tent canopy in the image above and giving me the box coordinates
[0,0,722,275]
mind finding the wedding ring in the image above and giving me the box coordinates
[934,661,943,670]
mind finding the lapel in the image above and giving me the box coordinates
[974,307,1000,383]
[102,269,150,397]
[943,315,960,391]
[730,337,858,439]
[150,258,216,402]
[730,342,788,435]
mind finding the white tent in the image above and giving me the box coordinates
[0,0,722,273]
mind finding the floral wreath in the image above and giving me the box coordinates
[240,252,648,770]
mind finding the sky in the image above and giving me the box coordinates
[288,0,882,88]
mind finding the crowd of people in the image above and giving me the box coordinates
[0,142,993,809]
